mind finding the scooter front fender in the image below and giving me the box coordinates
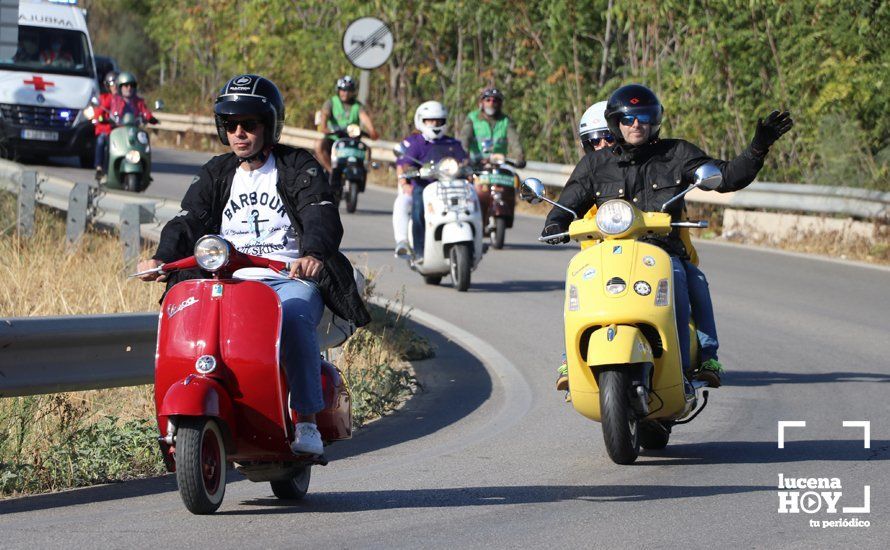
[568,325,653,422]
[441,221,475,245]
[158,375,236,442]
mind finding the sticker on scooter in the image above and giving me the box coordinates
[643,255,656,267]
[167,296,198,318]
[571,263,590,277]
[582,268,597,280]
[212,284,224,298]
[613,245,622,254]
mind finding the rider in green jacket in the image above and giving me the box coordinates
[460,87,526,169]
[314,75,379,173]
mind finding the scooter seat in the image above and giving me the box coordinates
[315,266,365,350]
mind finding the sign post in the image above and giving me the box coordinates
[0,0,18,61]
[342,17,393,105]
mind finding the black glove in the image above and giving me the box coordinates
[542,223,569,245]
[750,110,793,154]
[149,116,159,124]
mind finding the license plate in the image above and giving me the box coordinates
[21,129,59,141]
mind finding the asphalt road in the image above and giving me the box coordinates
[2,148,888,548]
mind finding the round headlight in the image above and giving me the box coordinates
[346,123,361,138]
[194,235,230,272]
[125,150,141,164]
[437,157,460,178]
[137,131,149,145]
[595,200,635,235]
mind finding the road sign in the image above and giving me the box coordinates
[342,17,393,70]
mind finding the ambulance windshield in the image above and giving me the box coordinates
[0,26,94,77]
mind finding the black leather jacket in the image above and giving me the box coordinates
[544,138,766,258]
[153,143,370,326]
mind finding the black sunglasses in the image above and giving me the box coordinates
[224,119,260,133]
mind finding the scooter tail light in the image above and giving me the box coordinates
[654,278,670,306]
[568,284,580,311]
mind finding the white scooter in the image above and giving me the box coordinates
[395,148,485,292]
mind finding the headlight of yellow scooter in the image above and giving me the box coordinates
[194,235,230,272]
[595,200,634,235]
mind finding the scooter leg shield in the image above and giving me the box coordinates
[159,376,236,443]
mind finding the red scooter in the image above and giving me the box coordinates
[135,235,353,514]
[473,153,519,249]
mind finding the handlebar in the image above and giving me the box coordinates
[671,221,709,228]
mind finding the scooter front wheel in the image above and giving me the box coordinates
[490,217,507,249]
[449,243,472,292]
[345,182,359,213]
[123,172,140,193]
[599,369,640,464]
[175,417,227,514]
[270,465,311,500]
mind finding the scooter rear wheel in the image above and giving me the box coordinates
[599,369,640,464]
[639,421,670,450]
[423,275,442,286]
[175,417,227,514]
[270,465,312,500]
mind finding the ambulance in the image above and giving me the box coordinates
[0,0,98,166]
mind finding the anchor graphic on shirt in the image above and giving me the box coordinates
[242,209,269,237]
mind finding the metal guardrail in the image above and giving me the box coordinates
[152,112,890,220]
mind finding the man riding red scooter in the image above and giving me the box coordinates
[136,74,370,514]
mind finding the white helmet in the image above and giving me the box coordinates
[414,101,449,141]
[578,101,608,140]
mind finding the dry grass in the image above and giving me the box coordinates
[0,191,426,497]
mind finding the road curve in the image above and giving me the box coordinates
[1,148,888,548]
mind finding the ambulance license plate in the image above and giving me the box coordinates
[21,129,59,141]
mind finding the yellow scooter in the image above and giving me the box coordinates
[521,164,723,464]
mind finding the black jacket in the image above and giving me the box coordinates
[153,143,371,327]
[544,139,765,258]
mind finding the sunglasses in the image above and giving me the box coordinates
[619,113,654,126]
[224,119,261,133]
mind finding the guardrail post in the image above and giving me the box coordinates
[17,170,37,238]
[66,182,90,247]
[120,203,155,266]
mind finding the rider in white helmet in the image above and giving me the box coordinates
[392,101,468,258]
[577,100,615,155]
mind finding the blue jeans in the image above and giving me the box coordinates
[671,257,720,373]
[411,184,426,257]
[263,278,325,415]
[94,133,109,171]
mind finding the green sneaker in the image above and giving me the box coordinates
[556,356,569,392]
[696,358,724,388]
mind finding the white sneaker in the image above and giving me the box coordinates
[291,422,323,456]
[394,240,411,258]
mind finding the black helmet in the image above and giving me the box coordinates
[214,74,285,146]
[480,87,504,101]
[336,75,356,92]
[604,84,663,144]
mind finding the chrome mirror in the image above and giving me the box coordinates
[153,99,165,111]
[694,162,722,191]
[393,143,406,158]
[520,178,545,204]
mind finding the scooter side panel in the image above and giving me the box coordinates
[217,281,292,460]
[563,240,687,420]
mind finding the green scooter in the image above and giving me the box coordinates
[96,99,164,192]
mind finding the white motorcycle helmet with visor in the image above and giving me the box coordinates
[414,101,449,141]
[578,100,614,154]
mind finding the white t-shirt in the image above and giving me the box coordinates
[220,154,300,279]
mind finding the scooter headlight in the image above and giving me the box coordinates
[437,157,460,179]
[194,235,230,272]
[346,123,362,138]
[125,150,141,164]
[595,200,634,235]
[136,131,149,145]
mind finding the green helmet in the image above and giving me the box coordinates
[116,71,137,87]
